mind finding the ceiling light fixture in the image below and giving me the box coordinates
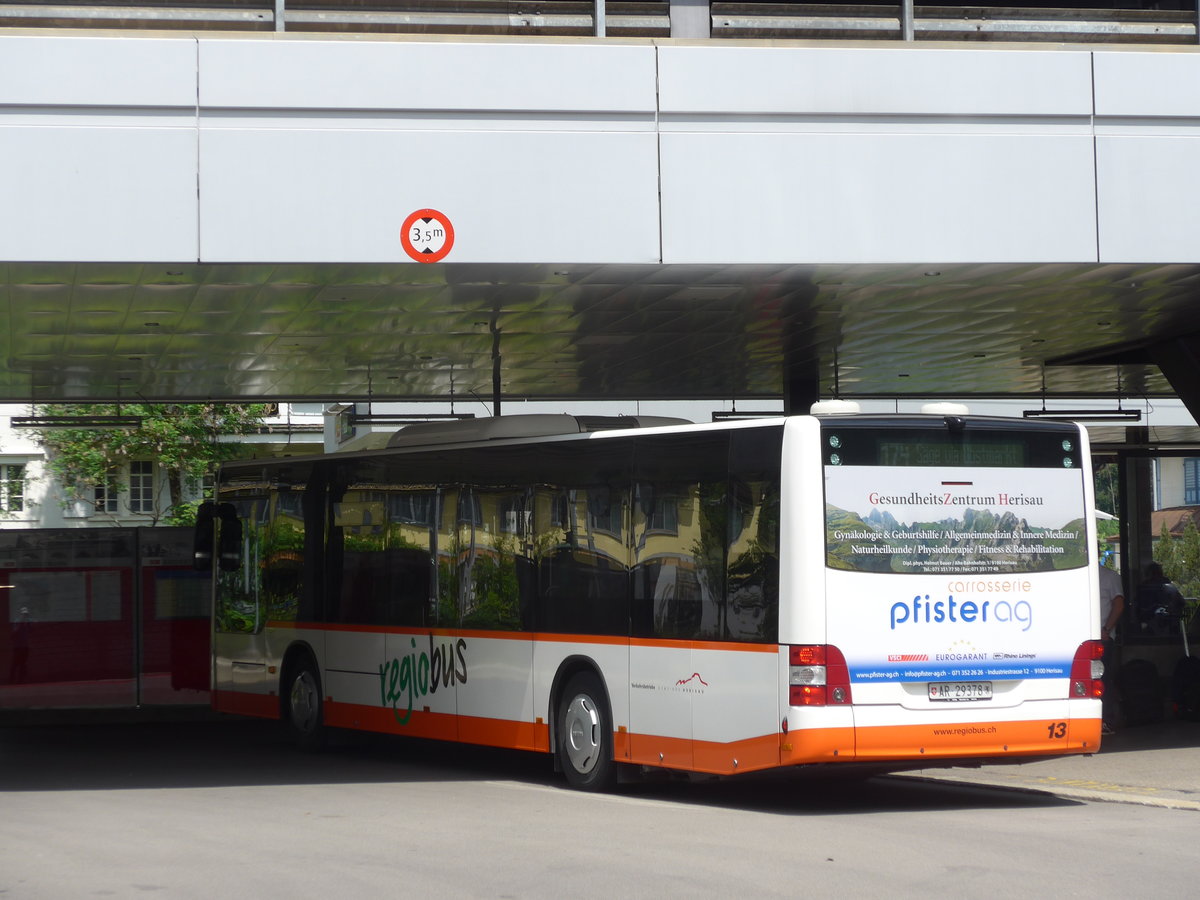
[11,415,143,430]
[1023,365,1139,421]
[1022,408,1141,421]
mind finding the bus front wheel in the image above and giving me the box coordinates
[556,671,616,791]
[286,659,325,752]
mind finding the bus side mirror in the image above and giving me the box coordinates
[216,502,243,572]
[193,501,216,571]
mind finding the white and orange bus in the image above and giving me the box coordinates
[201,409,1104,790]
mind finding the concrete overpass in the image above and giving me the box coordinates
[3,26,1200,418]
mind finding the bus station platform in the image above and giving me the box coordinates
[897,719,1200,812]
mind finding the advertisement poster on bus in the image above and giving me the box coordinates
[823,465,1090,683]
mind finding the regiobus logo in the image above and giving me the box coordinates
[379,634,468,725]
[889,594,1033,632]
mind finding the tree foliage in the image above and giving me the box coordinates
[32,402,272,524]
[1154,521,1200,613]
[1093,462,1119,516]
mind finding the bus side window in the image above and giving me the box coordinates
[331,489,391,626]
[215,498,264,634]
[724,428,782,643]
[382,489,437,627]
[632,433,729,641]
[456,488,523,631]
[532,441,632,636]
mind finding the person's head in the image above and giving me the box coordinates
[1146,561,1165,581]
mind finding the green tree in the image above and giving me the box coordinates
[31,402,272,524]
[1155,521,1200,615]
[1093,462,1119,516]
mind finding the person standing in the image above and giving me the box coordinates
[1136,561,1184,636]
[1098,565,1125,735]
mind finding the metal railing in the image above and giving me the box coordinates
[0,1,1198,46]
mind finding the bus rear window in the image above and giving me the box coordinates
[821,423,1082,469]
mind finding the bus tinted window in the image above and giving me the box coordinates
[821,421,1082,469]
[631,426,782,643]
[529,439,632,636]
[725,428,781,642]
[632,432,729,640]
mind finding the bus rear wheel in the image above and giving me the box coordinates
[557,671,616,791]
[286,660,325,751]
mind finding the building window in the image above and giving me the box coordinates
[1185,458,1200,506]
[93,463,156,515]
[94,470,119,513]
[129,461,155,514]
[1,463,26,512]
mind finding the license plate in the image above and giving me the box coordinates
[929,681,993,701]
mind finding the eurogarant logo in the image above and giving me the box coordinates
[889,594,1033,632]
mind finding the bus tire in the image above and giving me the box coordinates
[556,671,616,792]
[285,657,325,752]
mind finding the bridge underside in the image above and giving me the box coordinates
[2,260,1197,411]
[6,32,1200,427]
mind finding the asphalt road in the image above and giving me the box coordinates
[0,718,1194,898]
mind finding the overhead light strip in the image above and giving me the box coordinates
[1022,409,1141,422]
[10,415,144,430]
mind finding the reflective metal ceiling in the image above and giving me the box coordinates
[2,260,1197,405]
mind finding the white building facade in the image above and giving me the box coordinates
[0,403,325,529]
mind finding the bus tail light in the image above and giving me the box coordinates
[1069,640,1105,699]
[789,644,852,706]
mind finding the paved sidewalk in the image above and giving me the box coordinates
[896,719,1200,810]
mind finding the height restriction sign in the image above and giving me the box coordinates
[401,208,455,263]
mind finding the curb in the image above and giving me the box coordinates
[892,770,1200,812]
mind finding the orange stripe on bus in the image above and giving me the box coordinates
[213,689,279,720]
[458,715,549,753]
[629,637,777,653]
[267,622,778,654]
[323,700,550,753]
[779,726,856,765]
[692,733,782,774]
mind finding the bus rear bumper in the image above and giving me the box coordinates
[848,715,1100,761]
[781,704,1101,766]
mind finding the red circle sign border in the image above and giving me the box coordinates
[400,208,455,263]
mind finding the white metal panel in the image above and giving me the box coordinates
[629,644,693,741]
[199,39,657,113]
[0,125,199,262]
[0,34,197,107]
[325,629,385,673]
[1094,51,1200,119]
[778,417,826,644]
[658,45,1093,117]
[213,634,268,695]
[660,132,1097,264]
[322,629,383,713]
[199,128,660,263]
[1096,135,1200,263]
[690,647,778,745]
[455,636,534,724]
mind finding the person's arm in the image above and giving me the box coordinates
[1104,593,1125,636]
